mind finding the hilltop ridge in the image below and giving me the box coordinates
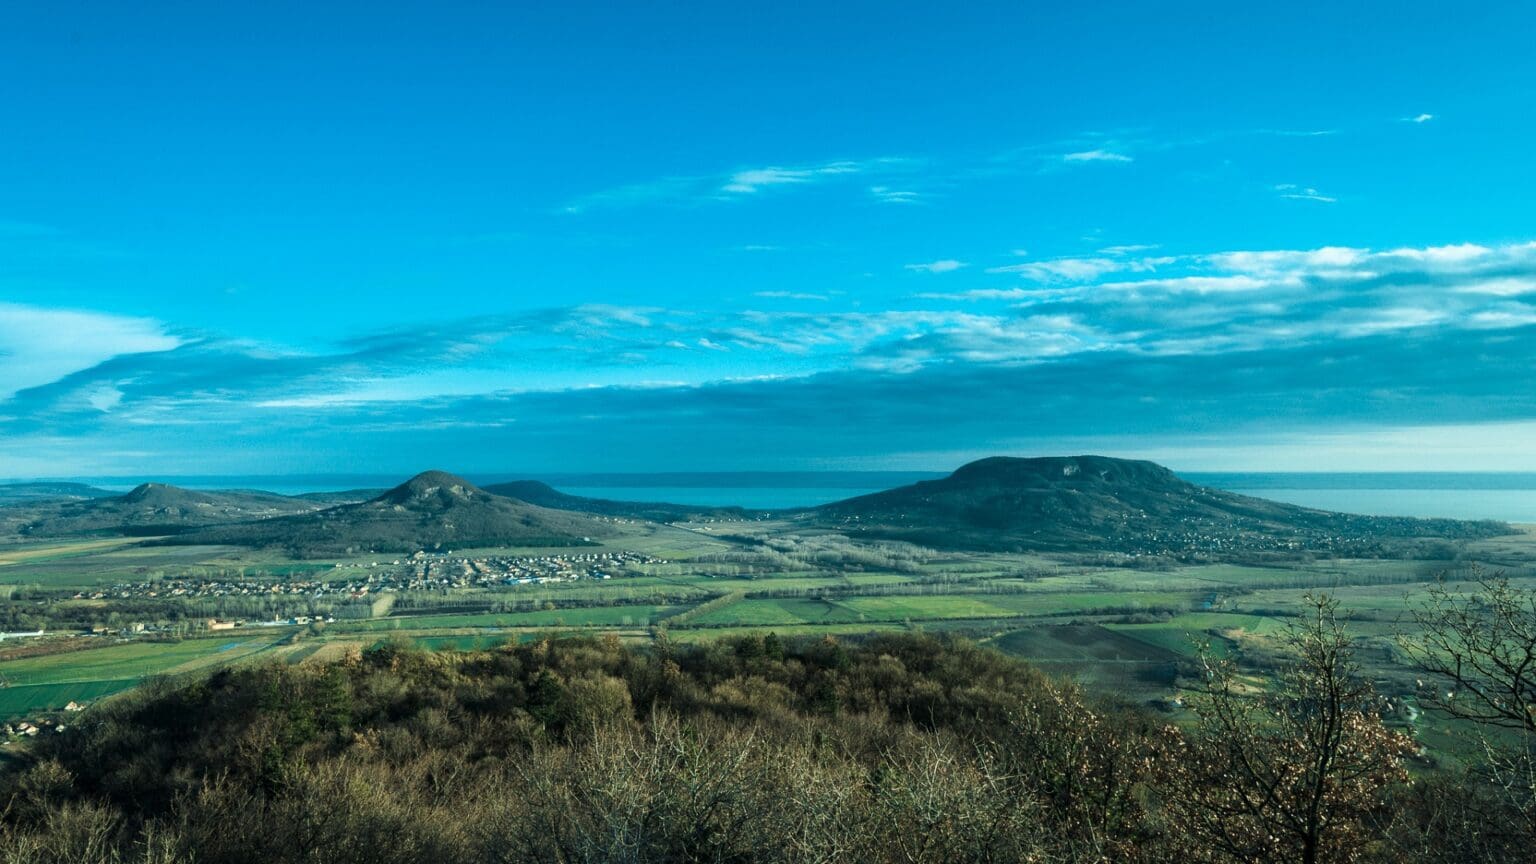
[813,455,1508,558]
[0,482,112,505]
[3,482,328,538]
[167,470,613,556]
[946,455,1181,487]
[374,470,486,507]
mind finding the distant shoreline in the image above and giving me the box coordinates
[13,470,1536,491]
[7,471,1536,523]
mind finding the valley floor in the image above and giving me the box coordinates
[1,519,1533,756]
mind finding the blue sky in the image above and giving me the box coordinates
[3,0,1536,476]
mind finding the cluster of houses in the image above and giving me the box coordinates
[74,578,338,601]
[206,614,336,631]
[393,550,666,590]
[5,701,85,739]
[51,550,671,641]
[76,551,668,604]
[1068,510,1395,558]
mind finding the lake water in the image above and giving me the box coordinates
[553,486,890,509]
[571,481,1536,522]
[45,471,1536,523]
[1188,473,1536,523]
[1225,490,1536,523]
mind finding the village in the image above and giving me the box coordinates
[73,549,668,602]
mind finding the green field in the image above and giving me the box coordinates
[409,634,514,651]
[986,624,1182,701]
[0,524,1530,741]
[0,679,141,719]
[684,590,1194,627]
[1105,612,1291,659]
[340,603,685,632]
[0,543,249,588]
[0,636,283,720]
[0,637,278,686]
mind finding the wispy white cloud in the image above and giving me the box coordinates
[1405,113,1435,123]
[915,287,1038,302]
[1252,128,1337,138]
[987,254,1174,282]
[562,117,1363,216]
[1062,149,1134,163]
[870,185,922,204]
[1455,277,1536,297]
[904,259,967,274]
[1204,246,1364,277]
[564,158,913,211]
[1094,274,1269,295]
[560,175,705,214]
[0,302,181,400]
[720,161,861,194]
[755,291,830,301]
[1274,183,1337,203]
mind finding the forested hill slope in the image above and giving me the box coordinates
[3,482,326,538]
[0,632,1513,863]
[167,470,613,556]
[812,455,1509,556]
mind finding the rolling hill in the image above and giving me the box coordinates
[811,455,1510,557]
[167,471,614,557]
[1,483,330,539]
[0,482,113,505]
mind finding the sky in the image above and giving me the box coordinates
[3,0,1536,477]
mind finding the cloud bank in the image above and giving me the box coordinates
[3,240,1535,473]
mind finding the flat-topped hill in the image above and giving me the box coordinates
[0,482,112,505]
[812,455,1509,557]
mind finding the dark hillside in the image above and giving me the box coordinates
[0,635,1156,862]
[3,483,328,538]
[167,470,613,557]
[0,482,112,505]
[813,455,1509,558]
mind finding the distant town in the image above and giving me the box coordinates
[73,549,666,605]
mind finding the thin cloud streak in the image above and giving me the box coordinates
[1062,149,1134,163]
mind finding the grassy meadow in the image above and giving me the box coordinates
[0,518,1531,752]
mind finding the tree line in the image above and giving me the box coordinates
[0,579,1532,863]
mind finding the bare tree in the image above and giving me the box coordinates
[1403,572,1536,734]
[1401,571,1536,841]
[1157,594,1413,864]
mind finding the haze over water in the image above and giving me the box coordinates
[1192,473,1536,523]
[53,471,1536,523]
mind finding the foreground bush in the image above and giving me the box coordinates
[0,629,1520,862]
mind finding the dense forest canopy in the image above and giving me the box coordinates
[1,604,1532,863]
